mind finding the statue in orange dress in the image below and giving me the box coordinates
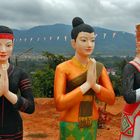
[54,17,115,140]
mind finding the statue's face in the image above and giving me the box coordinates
[73,32,95,57]
[0,39,13,63]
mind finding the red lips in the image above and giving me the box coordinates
[0,52,7,57]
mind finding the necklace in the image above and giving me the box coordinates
[1,63,9,71]
[72,57,89,70]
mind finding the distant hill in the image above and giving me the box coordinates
[13,24,135,56]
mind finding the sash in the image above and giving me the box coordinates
[121,104,140,137]
[129,60,140,72]
[66,62,103,128]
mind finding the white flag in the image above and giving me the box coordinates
[30,37,33,42]
[113,32,116,38]
[57,36,59,40]
[37,37,40,41]
[95,34,98,38]
[103,33,107,39]
[24,38,27,42]
[44,37,46,40]
[64,36,67,41]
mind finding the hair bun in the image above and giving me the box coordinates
[72,17,84,28]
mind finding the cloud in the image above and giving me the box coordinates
[0,0,140,33]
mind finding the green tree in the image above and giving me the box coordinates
[109,58,128,96]
[32,65,54,97]
[43,51,69,70]
[32,51,69,97]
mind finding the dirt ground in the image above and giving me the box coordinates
[22,97,125,140]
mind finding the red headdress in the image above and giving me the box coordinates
[0,26,14,40]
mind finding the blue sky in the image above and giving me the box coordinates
[0,0,140,33]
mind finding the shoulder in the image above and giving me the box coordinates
[56,59,72,70]
[96,61,104,68]
[123,63,136,72]
[96,61,104,72]
[122,62,137,78]
[10,64,29,79]
[14,65,27,74]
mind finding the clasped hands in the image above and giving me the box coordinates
[86,58,100,93]
[0,65,9,97]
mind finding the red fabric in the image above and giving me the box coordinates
[0,33,14,40]
[123,102,139,115]
[129,61,140,72]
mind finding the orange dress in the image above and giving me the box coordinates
[54,57,115,122]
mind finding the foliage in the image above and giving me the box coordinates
[43,51,69,70]
[109,58,129,96]
[32,65,54,97]
[31,51,69,97]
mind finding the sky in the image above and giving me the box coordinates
[0,0,140,33]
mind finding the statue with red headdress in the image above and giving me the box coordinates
[0,26,35,139]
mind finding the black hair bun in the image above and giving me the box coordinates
[72,17,84,28]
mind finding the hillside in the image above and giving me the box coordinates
[13,24,135,56]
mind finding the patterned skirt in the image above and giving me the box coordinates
[60,121,97,140]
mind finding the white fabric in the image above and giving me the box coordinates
[134,57,140,64]
[136,88,140,102]
[120,116,140,140]
[132,57,140,102]
[120,135,133,140]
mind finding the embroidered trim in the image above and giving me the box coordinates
[129,61,140,72]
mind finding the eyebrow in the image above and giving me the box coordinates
[80,36,95,39]
[6,41,13,44]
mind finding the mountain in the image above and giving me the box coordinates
[13,24,135,56]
